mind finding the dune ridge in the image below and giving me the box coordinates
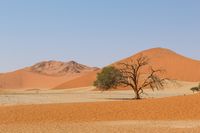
[54,48,200,89]
[115,48,200,82]
[0,61,98,89]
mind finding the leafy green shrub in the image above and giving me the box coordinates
[94,66,122,90]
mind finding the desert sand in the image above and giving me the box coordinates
[1,120,200,133]
[1,92,200,132]
[0,61,97,90]
[53,70,99,89]
[0,81,200,132]
[1,48,199,90]
[115,48,200,82]
[54,48,200,89]
[0,81,196,106]
[0,48,200,133]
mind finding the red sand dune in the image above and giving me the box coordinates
[54,47,200,89]
[0,61,97,89]
[115,47,200,82]
[53,70,100,89]
[1,48,199,90]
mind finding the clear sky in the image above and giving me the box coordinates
[0,0,199,72]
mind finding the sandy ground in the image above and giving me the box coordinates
[1,94,200,132]
[0,81,199,133]
[0,81,197,106]
[1,121,200,133]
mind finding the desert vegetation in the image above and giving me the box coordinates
[190,83,200,93]
[94,55,168,99]
[93,66,122,90]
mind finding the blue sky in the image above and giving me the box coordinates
[0,0,199,72]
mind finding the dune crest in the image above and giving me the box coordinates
[54,48,200,89]
[26,60,98,76]
[115,47,200,82]
[0,61,98,89]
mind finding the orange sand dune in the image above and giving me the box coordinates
[114,48,200,82]
[1,94,200,125]
[0,61,97,89]
[54,48,200,89]
[53,70,100,89]
[0,70,78,89]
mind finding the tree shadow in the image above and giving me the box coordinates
[95,97,138,101]
[107,98,135,100]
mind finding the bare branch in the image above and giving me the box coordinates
[117,55,169,99]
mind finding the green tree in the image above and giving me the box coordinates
[94,66,122,90]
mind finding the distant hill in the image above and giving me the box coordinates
[54,47,200,89]
[26,60,98,76]
[0,61,98,89]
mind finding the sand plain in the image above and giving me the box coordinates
[0,81,197,106]
[0,81,199,133]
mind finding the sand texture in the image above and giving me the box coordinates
[1,93,200,132]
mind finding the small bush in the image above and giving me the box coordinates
[94,66,122,90]
[190,82,200,93]
[190,87,199,93]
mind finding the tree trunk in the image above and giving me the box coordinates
[133,89,141,99]
[135,92,141,99]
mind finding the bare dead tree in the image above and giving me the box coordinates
[118,55,168,99]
